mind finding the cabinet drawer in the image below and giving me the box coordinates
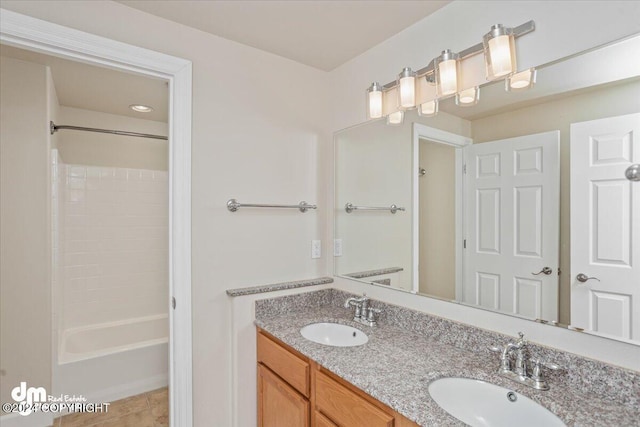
[315,371,394,427]
[257,331,310,397]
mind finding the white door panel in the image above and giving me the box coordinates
[570,113,640,342]
[477,272,500,310]
[464,131,560,321]
[477,188,501,253]
[514,186,542,257]
[515,277,542,319]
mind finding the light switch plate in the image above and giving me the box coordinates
[333,239,343,257]
[311,240,321,259]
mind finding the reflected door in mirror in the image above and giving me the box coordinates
[463,131,560,321]
[570,113,640,342]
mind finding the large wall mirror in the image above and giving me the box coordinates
[334,34,640,345]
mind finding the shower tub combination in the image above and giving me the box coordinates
[51,148,170,404]
[56,314,168,403]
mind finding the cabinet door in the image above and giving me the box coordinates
[315,411,338,427]
[258,364,310,427]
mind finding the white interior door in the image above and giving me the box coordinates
[464,131,560,321]
[570,113,640,342]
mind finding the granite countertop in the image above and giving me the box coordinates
[226,276,333,297]
[255,301,640,427]
[344,267,404,279]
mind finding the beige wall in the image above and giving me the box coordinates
[0,56,52,406]
[335,118,413,288]
[418,139,456,299]
[47,63,61,391]
[57,106,168,170]
[472,79,640,325]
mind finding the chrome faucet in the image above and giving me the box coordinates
[490,332,561,390]
[513,332,528,378]
[344,294,368,319]
[344,294,381,327]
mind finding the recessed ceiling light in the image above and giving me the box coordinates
[129,104,154,113]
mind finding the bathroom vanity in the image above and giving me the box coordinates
[257,328,418,427]
[255,289,640,427]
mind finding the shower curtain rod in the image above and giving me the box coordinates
[49,121,168,140]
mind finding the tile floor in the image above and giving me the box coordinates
[53,387,168,427]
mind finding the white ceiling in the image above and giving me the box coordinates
[116,0,450,71]
[0,45,168,122]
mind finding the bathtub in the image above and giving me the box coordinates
[55,314,168,403]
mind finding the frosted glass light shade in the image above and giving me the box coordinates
[418,99,438,117]
[507,68,537,91]
[387,110,404,125]
[455,87,479,106]
[366,82,383,119]
[435,50,460,97]
[397,67,416,109]
[483,24,516,80]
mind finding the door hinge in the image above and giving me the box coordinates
[463,164,467,174]
[463,239,467,249]
[172,297,176,309]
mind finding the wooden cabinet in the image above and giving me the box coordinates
[257,330,310,397]
[314,411,338,427]
[315,370,394,427]
[257,328,419,427]
[258,363,310,427]
[258,330,311,427]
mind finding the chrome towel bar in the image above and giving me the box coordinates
[227,199,316,213]
[345,203,405,214]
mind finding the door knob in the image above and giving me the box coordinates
[625,164,640,181]
[532,267,553,276]
[576,273,600,283]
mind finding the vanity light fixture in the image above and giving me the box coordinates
[364,20,535,125]
[455,86,480,106]
[366,82,383,119]
[387,110,404,125]
[397,67,417,109]
[418,99,438,117]
[435,49,460,97]
[129,104,154,113]
[483,24,517,80]
[507,68,537,91]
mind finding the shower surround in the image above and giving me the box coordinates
[52,151,168,401]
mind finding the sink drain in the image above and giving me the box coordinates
[507,391,517,402]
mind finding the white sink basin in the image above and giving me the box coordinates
[300,322,368,347]
[428,378,565,427]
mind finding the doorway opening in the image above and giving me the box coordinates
[0,9,193,427]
